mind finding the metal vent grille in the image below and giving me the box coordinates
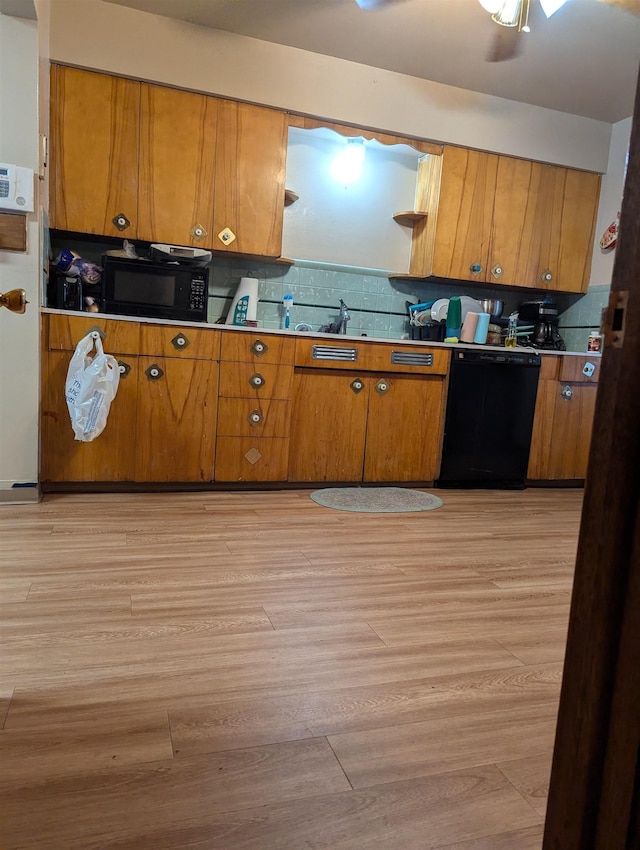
[391,351,434,366]
[312,345,359,362]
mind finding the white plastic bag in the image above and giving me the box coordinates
[65,332,120,442]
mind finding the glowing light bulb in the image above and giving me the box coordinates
[330,138,366,184]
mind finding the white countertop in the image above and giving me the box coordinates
[41,307,600,359]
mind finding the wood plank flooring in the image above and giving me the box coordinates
[0,488,582,849]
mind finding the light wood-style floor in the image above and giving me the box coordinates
[0,487,582,849]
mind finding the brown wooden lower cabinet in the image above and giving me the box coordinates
[215,437,290,482]
[214,360,294,482]
[364,372,446,482]
[41,350,139,483]
[528,355,599,480]
[288,368,446,483]
[289,369,369,482]
[135,356,218,482]
[215,397,291,481]
[41,316,220,484]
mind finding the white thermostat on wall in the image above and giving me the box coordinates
[0,163,35,213]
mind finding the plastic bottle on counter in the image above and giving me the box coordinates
[588,330,602,352]
[504,313,518,348]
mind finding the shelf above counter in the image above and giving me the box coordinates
[392,210,429,226]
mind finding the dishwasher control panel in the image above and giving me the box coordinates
[453,350,541,367]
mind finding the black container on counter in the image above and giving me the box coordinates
[410,320,446,342]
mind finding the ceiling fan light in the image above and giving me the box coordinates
[491,0,523,26]
[477,0,504,12]
[539,0,569,17]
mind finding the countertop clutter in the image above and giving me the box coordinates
[41,308,601,359]
[40,312,600,491]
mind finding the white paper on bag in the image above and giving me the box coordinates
[65,332,120,442]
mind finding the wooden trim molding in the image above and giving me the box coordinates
[287,113,443,156]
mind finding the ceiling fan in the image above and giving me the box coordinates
[353,0,639,62]
[354,0,640,21]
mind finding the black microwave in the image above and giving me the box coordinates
[102,257,209,322]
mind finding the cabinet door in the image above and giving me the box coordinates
[553,168,601,293]
[50,66,139,237]
[135,357,218,482]
[528,379,597,480]
[364,374,446,482]
[138,85,218,247]
[488,159,564,289]
[431,146,498,281]
[41,351,138,482]
[546,383,597,479]
[288,369,369,482]
[213,100,287,257]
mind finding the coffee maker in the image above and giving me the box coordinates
[518,299,566,351]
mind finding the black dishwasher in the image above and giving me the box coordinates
[437,349,541,489]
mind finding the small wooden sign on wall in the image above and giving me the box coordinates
[0,213,27,252]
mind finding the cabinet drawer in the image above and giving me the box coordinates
[217,397,291,438]
[139,325,221,359]
[218,361,294,399]
[295,338,449,375]
[48,314,140,354]
[559,356,601,383]
[220,331,296,365]
[215,437,290,481]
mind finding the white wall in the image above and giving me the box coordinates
[48,0,612,173]
[283,129,421,270]
[589,116,632,289]
[0,12,40,502]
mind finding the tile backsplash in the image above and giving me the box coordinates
[209,258,528,339]
[48,232,608,352]
[555,284,609,352]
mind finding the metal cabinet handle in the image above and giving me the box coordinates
[250,340,268,357]
[470,262,482,275]
[112,213,131,231]
[247,409,263,427]
[375,379,390,395]
[560,385,573,401]
[171,333,190,351]
[541,270,554,283]
[145,364,164,381]
[248,372,265,389]
[350,378,364,394]
[117,360,131,378]
[190,224,208,240]
[491,264,503,279]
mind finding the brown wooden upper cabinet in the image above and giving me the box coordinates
[50,68,288,259]
[50,66,140,238]
[138,84,218,248]
[213,100,287,257]
[421,146,600,293]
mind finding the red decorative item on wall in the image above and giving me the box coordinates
[600,212,620,250]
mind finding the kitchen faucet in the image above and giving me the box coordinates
[337,299,350,334]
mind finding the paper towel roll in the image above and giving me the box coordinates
[473,312,491,344]
[226,277,259,325]
[460,312,479,343]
